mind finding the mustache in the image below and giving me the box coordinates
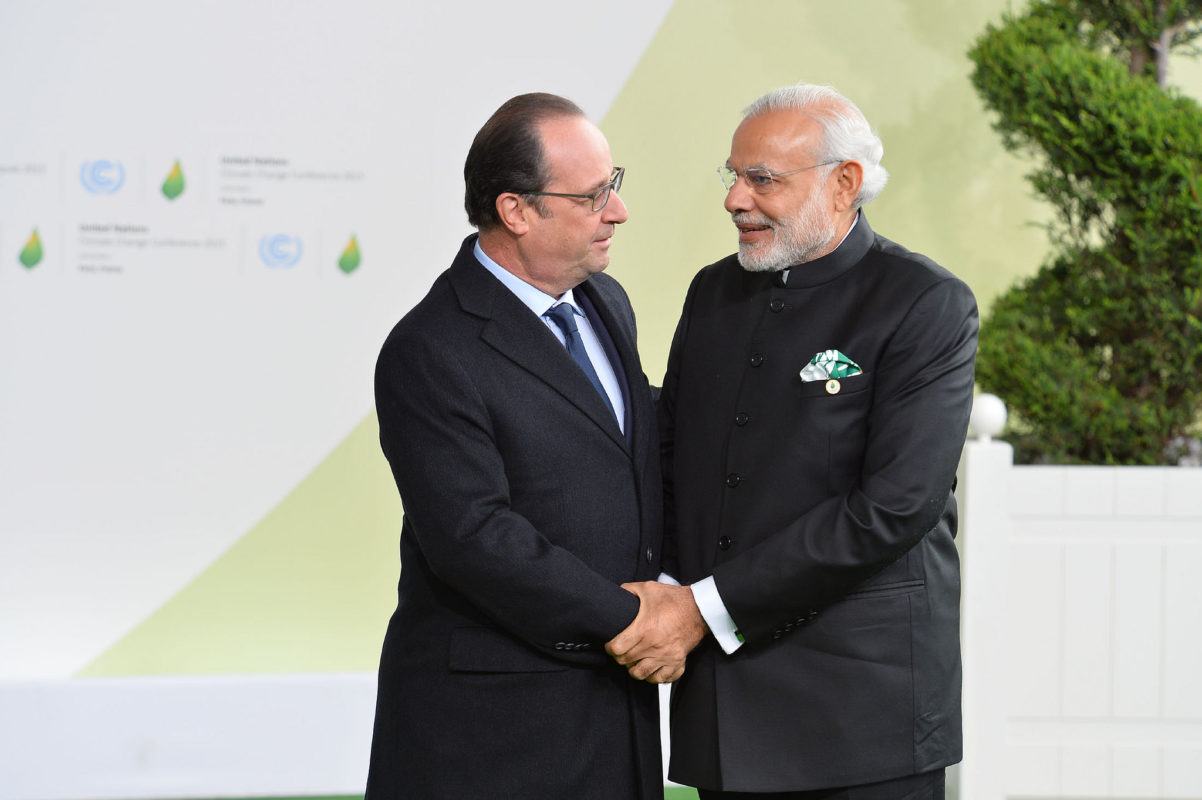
[731,213,774,227]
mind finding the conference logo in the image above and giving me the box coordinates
[79,159,125,194]
[161,160,185,200]
[258,234,303,268]
[19,228,43,269]
[338,234,361,274]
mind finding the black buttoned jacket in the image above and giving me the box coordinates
[366,235,664,799]
[660,216,978,792]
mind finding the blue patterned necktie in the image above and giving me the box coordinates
[545,303,617,422]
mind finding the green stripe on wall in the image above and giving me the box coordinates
[79,413,402,675]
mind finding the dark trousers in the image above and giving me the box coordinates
[697,768,945,800]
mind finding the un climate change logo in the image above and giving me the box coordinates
[259,234,303,268]
[80,160,126,194]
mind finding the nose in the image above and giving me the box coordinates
[724,177,754,214]
[603,188,629,224]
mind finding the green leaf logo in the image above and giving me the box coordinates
[161,160,185,200]
[19,228,43,269]
[338,234,361,274]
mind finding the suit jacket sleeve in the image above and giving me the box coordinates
[375,316,641,664]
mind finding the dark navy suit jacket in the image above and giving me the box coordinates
[367,235,664,799]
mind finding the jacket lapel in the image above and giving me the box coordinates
[448,237,628,452]
[577,278,655,521]
[576,282,638,445]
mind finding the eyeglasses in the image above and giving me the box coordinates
[718,161,838,193]
[518,166,624,212]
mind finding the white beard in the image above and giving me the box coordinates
[735,181,837,272]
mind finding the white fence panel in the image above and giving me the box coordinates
[960,438,1202,800]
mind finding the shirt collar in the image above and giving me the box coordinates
[474,239,579,316]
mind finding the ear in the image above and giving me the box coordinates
[831,161,863,213]
[495,192,531,235]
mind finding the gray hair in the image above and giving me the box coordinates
[743,83,888,207]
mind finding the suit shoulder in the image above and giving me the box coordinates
[869,232,966,287]
[377,270,460,361]
[868,233,976,306]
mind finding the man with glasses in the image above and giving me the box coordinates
[366,93,664,799]
[611,83,978,798]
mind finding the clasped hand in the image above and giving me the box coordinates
[605,581,706,684]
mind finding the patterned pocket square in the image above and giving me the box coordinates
[799,349,863,382]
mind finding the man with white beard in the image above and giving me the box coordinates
[609,83,979,798]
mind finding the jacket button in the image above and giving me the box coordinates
[725,473,741,488]
[735,412,750,426]
[718,536,732,550]
[769,298,785,312]
[645,547,654,563]
[749,352,764,367]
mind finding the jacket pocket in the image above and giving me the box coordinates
[448,626,570,673]
[843,578,926,599]
[796,372,871,399]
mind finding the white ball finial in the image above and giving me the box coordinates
[969,393,1007,442]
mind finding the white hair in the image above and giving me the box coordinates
[742,83,888,207]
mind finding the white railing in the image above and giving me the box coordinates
[959,397,1202,800]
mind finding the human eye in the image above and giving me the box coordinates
[589,177,612,202]
[745,169,775,190]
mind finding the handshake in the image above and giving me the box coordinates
[605,581,708,685]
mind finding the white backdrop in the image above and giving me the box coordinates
[0,0,675,680]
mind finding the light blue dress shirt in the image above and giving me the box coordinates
[474,241,626,434]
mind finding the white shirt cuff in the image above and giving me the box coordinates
[657,572,681,586]
[691,575,744,654]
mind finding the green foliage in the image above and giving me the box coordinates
[1050,0,1202,84]
[969,0,1202,463]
